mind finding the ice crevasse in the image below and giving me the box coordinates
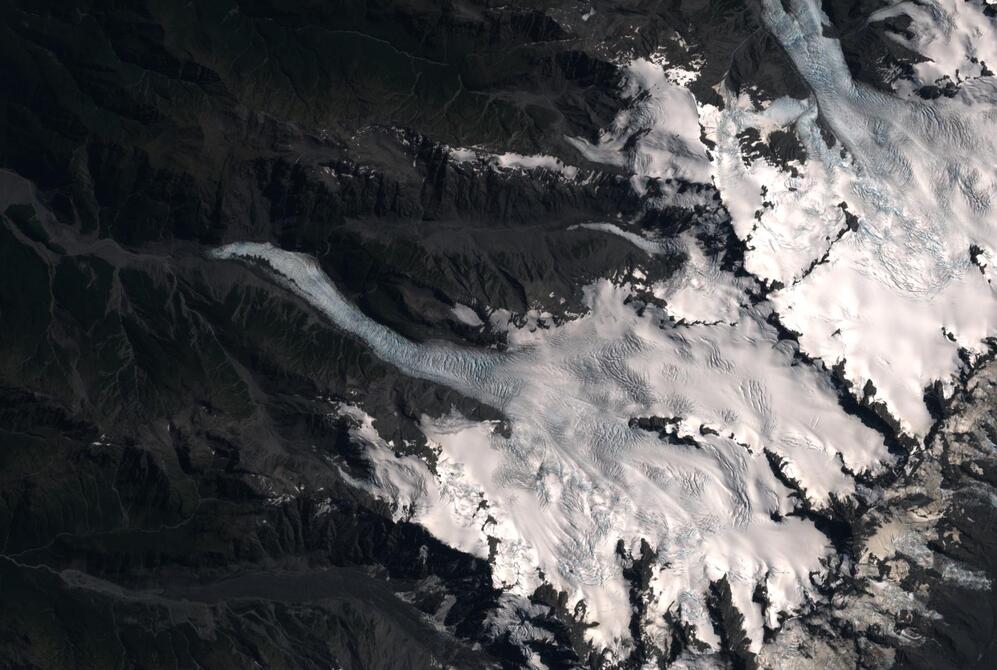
[209,0,997,656]
[212,240,892,653]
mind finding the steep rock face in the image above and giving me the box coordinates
[0,168,528,665]
[0,3,684,667]
[2,0,997,668]
[1,1,622,239]
[1,0,702,347]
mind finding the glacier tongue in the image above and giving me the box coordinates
[208,0,997,656]
[566,57,712,190]
[709,0,997,435]
[213,242,890,653]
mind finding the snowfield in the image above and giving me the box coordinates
[710,0,997,434]
[212,0,997,661]
[214,240,891,653]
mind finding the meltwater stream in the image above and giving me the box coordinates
[213,242,891,651]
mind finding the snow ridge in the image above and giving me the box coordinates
[708,0,997,434]
[213,242,891,654]
[210,2,997,659]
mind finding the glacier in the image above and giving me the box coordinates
[710,0,997,434]
[210,0,997,661]
[213,241,891,652]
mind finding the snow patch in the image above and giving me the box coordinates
[569,222,674,257]
[652,233,752,324]
[448,146,579,179]
[451,302,484,327]
[567,58,712,189]
[871,0,997,95]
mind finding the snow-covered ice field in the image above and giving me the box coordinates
[213,0,997,659]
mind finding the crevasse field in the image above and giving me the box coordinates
[214,0,997,660]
